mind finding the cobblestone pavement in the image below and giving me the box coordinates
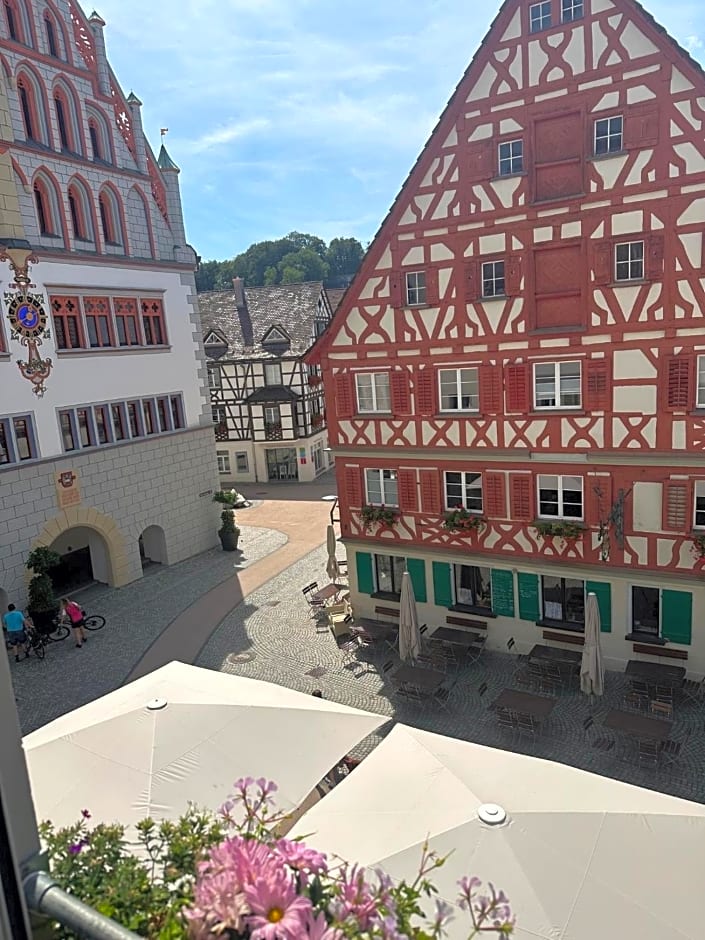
[13,525,286,733]
[198,543,705,806]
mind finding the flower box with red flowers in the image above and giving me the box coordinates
[359,504,399,530]
[442,507,486,533]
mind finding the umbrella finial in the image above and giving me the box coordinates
[147,697,167,710]
[478,803,507,826]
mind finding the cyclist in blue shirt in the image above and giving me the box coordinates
[3,604,28,662]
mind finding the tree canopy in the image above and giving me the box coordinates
[195,232,365,292]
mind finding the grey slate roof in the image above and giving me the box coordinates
[198,281,325,360]
[246,386,300,404]
[325,288,346,312]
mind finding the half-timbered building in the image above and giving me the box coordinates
[199,279,335,484]
[310,0,705,673]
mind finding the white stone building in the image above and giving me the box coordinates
[0,0,218,606]
[199,279,336,484]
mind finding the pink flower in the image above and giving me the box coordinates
[275,839,328,875]
[331,865,378,930]
[306,910,344,939]
[245,870,312,939]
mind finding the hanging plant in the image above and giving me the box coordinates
[692,534,705,559]
[533,521,585,541]
[443,507,486,533]
[359,504,399,530]
[308,374,323,386]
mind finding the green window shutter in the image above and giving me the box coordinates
[491,569,515,617]
[517,572,540,622]
[406,558,427,603]
[432,561,453,608]
[355,552,374,595]
[586,581,612,633]
[661,589,692,645]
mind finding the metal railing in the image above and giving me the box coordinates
[25,871,140,939]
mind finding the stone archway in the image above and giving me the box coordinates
[30,507,131,588]
[138,525,168,568]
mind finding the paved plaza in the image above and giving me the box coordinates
[10,477,705,806]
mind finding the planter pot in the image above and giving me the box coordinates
[29,607,60,635]
[219,530,240,552]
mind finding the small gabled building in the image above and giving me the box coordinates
[199,279,335,483]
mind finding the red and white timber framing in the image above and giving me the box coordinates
[308,0,705,666]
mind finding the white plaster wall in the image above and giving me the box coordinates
[0,259,204,460]
[632,482,662,533]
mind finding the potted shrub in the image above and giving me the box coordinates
[218,510,240,552]
[26,547,61,633]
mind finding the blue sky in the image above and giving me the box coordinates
[96,0,705,261]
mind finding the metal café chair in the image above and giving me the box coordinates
[496,706,517,741]
[623,687,649,713]
[649,699,674,721]
[682,676,705,707]
[582,716,615,753]
[538,662,563,696]
[516,712,538,745]
[636,738,661,768]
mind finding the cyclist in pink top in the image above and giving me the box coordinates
[61,597,87,648]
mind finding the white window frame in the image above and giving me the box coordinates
[355,372,391,413]
[529,1,552,32]
[216,450,230,474]
[537,474,584,521]
[694,480,705,529]
[630,585,660,637]
[615,240,644,282]
[212,405,227,425]
[444,470,483,513]
[498,139,523,176]
[235,452,249,473]
[541,575,586,625]
[405,271,427,306]
[438,367,479,413]
[594,115,623,156]
[481,260,506,298]
[264,362,282,386]
[561,0,583,22]
[453,564,492,610]
[207,365,221,389]
[365,468,398,507]
[533,361,582,409]
[697,356,705,408]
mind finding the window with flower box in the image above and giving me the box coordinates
[537,474,583,520]
[49,293,167,351]
[365,469,398,507]
[444,471,483,513]
[58,394,185,452]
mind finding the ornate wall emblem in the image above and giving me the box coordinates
[5,292,53,397]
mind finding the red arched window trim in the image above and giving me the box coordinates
[54,89,74,152]
[99,191,118,244]
[34,180,53,235]
[67,185,88,240]
[4,0,22,43]
[44,13,58,57]
[17,77,36,141]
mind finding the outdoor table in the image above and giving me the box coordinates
[430,627,484,648]
[625,660,686,690]
[393,664,445,693]
[311,583,341,603]
[529,644,582,667]
[492,688,556,721]
[603,708,672,742]
[354,618,398,641]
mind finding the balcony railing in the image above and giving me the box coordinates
[264,422,283,441]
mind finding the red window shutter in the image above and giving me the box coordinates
[586,475,613,525]
[646,234,664,280]
[467,140,493,181]
[398,469,418,512]
[485,471,507,518]
[505,254,522,296]
[344,466,363,508]
[662,480,690,532]
[505,363,529,413]
[426,268,439,306]
[465,261,479,302]
[420,469,441,514]
[624,105,659,149]
[479,364,502,414]
[390,370,412,416]
[389,271,402,308]
[415,369,436,416]
[663,356,693,411]
[510,474,534,522]
[335,372,355,418]
[584,358,610,411]
[594,242,612,286]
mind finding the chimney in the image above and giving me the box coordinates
[232,277,245,306]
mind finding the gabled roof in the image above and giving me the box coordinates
[307,0,705,363]
[261,324,291,347]
[324,288,347,312]
[199,281,327,360]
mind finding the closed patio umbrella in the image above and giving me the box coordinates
[325,524,340,582]
[398,570,421,663]
[292,724,705,940]
[24,661,386,834]
[581,592,604,698]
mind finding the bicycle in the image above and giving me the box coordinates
[47,611,106,642]
[24,621,47,660]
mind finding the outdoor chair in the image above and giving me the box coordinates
[507,637,529,664]
[496,707,517,741]
[303,582,324,611]
[661,728,693,772]
[636,739,660,768]
[653,685,674,705]
[516,713,538,745]
[628,678,650,696]
[582,716,615,753]
[649,699,673,721]
[415,649,450,673]
[538,663,563,696]
[476,680,489,705]
[431,682,453,711]
[682,676,705,706]
[623,688,649,712]
[468,635,487,665]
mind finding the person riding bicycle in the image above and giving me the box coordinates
[60,597,87,649]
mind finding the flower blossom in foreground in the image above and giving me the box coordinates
[275,838,328,875]
[245,869,313,939]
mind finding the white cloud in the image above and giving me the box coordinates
[184,118,271,154]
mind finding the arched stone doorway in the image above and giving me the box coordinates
[30,507,131,588]
[49,526,112,593]
[138,525,168,569]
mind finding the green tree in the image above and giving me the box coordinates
[326,237,364,282]
[277,248,329,283]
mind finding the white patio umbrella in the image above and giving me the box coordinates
[291,724,705,940]
[325,524,340,582]
[398,570,421,663]
[581,592,604,698]
[24,661,386,832]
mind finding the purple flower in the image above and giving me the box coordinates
[80,809,91,820]
[69,842,83,855]
[245,870,312,939]
[275,839,328,875]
